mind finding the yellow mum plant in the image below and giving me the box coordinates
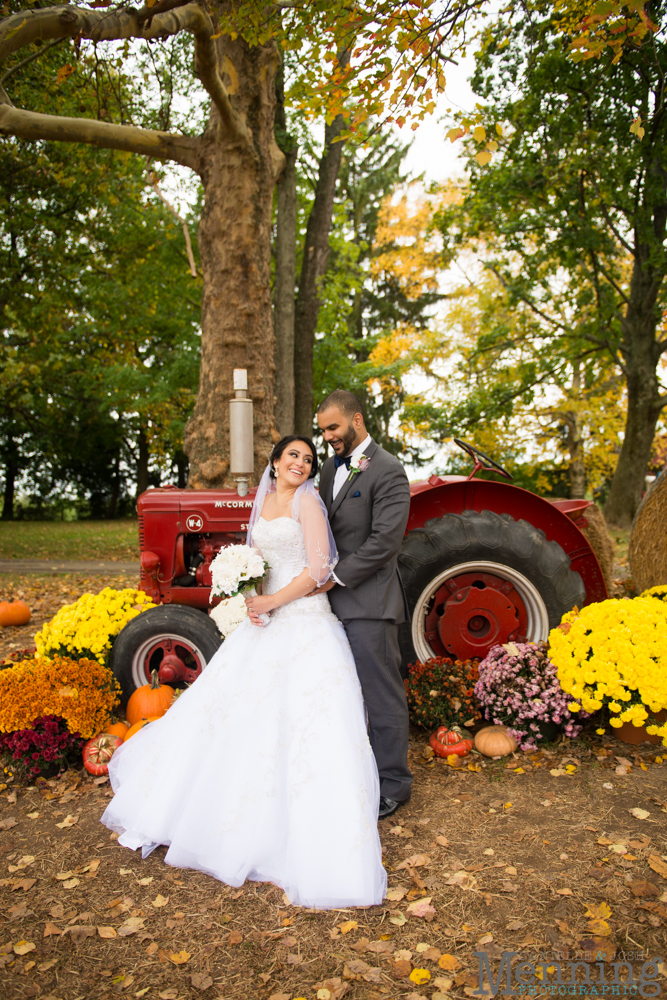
[0,655,121,738]
[548,597,667,745]
[35,587,156,665]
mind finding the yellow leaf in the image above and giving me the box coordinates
[473,125,486,142]
[446,127,465,143]
[495,123,504,136]
[475,151,493,167]
[587,919,612,936]
[339,920,358,934]
[55,66,75,86]
[152,894,169,908]
[13,940,36,956]
[97,926,117,939]
[513,767,525,774]
[647,854,667,878]
[584,902,612,919]
[410,968,431,985]
[630,115,645,140]
[169,950,191,965]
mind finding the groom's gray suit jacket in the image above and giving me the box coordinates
[320,439,411,623]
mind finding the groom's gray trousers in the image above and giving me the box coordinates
[320,439,413,804]
[342,618,412,803]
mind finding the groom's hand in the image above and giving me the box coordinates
[307,580,336,596]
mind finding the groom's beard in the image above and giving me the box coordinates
[339,423,358,457]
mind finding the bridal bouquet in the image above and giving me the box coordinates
[210,545,267,599]
[209,545,268,637]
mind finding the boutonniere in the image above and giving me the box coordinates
[348,454,371,481]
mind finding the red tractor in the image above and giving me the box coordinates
[110,438,607,703]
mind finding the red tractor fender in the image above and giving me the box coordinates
[406,475,608,605]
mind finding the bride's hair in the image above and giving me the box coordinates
[269,436,319,480]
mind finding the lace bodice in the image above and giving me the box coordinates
[252,517,338,622]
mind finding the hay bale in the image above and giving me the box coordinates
[578,504,616,594]
[629,472,667,593]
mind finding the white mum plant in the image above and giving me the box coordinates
[210,593,249,638]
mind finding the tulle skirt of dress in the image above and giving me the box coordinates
[101,600,387,909]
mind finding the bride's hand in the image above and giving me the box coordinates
[245,593,274,626]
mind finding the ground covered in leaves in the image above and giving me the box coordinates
[1,733,666,1000]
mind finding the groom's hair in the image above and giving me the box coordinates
[317,390,365,421]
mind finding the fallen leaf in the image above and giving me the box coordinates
[435,835,450,847]
[390,910,407,926]
[648,854,667,879]
[410,968,431,985]
[368,939,393,954]
[396,853,431,870]
[438,953,461,971]
[391,958,412,978]
[477,933,493,945]
[62,878,80,889]
[43,922,62,937]
[506,920,524,930]
[556,888,573,896]
[585,902,612,919]
[550,768,568,777]
[55,814,78,829]
[191,972,214,990]
[386,886,407,901]
[64,925,96,943]
[587,919,612,936]
[346,959,370,974]
[137,877,153,886]
[629,880,659,897]
[14,855,35,869]
[151,894,169,908]
[158,992,179,1000]
[0,817,17,830]
[445,870,477,890]
[38,959,57,971]
[407,896,436,920]
[630,808,650,820]
[97,926,117,939]
[363,966,383,983]
[339,920,358,934]
[579,937,616,962]
[11,878,36,892]
[13,940,36,955]
[169,950,191,965]
[228,930,243,945]
[118,917,145,937]
[8,903,32,921]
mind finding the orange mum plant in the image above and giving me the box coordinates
[0,655,121,739]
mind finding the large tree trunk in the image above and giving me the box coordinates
[273,63,297,437]
[183,33,283,488]
[604,252,666,528]
[293,113,348,436]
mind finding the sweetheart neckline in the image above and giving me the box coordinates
[258,515,293,523]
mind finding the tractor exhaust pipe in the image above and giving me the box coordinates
[229,369,254,497]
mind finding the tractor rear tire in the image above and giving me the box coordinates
[398,509,585,670]
[110,605,222,705]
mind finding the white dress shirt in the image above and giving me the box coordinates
[332,434,372,499]
[331,434,372,587]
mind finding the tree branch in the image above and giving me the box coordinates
[148,162,198,276]
[0,36,66,85]
[0,3,248,144]
[0,104,199,169]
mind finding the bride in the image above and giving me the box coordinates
[101,435,387,909]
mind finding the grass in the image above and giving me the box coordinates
[0,519,139,561]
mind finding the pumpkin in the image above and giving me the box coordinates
[429,725,474,759]
[123,717,161,741]
[83,733,123,775]
[126,669,174,726]
[0,600,31,627]
[474,725,518,758]
[103,718,131,740]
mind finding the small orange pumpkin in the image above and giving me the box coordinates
[103,718,131,740]
[126,669,174,726]
[0,600,31,627]
[123,717,161,741]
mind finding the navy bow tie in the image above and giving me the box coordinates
[334,454,352,469]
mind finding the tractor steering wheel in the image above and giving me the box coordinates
[454,438,513,481]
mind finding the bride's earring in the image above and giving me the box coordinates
[274,466,279,478]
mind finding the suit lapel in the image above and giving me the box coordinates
[320,457,335,513]
[329,439,378,518]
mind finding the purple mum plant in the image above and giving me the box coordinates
[475,642,589,752]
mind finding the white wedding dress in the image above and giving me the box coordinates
[101,516,387,908]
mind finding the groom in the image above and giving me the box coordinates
[313,389,413,820]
